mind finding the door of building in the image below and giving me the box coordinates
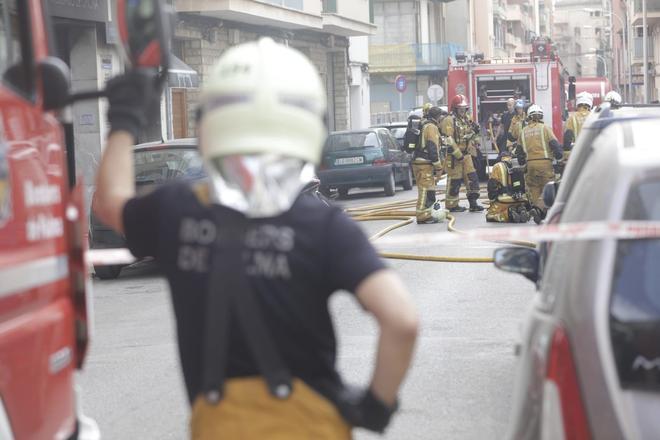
[171,88,188,139]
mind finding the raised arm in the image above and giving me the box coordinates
[92,71,161,234]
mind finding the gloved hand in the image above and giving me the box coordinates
[553,160,563,175]
[336,386,398,433]
[105,69,162,140]
[512,144,527,165]
[447,146,463,160]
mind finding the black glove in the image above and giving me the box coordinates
[513,144,527,166]
[336,386,398,433]
[553,161,563,175]
[106,69,162,140]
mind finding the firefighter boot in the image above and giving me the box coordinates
[448,205,467,212]
[468,194,485,212]
[530,207,546,225]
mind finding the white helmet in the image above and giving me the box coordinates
[198,38,327,165]
[527,104,543,119]
[604,90,622,106]
[576,91,593,109]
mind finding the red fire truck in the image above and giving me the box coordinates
[447,38,569,169]
[0,1,169,438]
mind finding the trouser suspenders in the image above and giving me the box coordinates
[202,207,293,404]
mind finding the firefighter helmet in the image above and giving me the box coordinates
[527,104,543,120]
[604,90,622,106]
[515,99,525,109]
[427,106,445,121]
[198,37,327,165]
[450,94,469,112]
[576,91,593,109]
[422,102,433,117]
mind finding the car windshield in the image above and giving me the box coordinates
[325,132,378,152]
[390,127,406,140]
[610,180,660,390]
[134,147,205,184]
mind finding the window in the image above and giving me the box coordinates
[610,180,660,390]
[324,132,379,152]
[0,0,32,97]
[377,130,396,151]
[134,147,205,186]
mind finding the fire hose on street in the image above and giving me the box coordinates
[86,189,660,268]
[345,188,537,264]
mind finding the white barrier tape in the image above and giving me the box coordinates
[87,248,136,266]
[375,221,660,248]
[87,221,660,267]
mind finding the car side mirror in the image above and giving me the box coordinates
[543,181,558,209]
[38,57,71,111]
[493,247,539,283]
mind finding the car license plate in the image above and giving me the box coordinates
[334,157,363,165]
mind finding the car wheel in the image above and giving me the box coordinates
[384,171,396,197]
[402,166,413,190]
[94,264,123,280]
[338,188,349,198]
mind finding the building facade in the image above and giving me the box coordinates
[47,0,124,212]
[172,0,376,134]
[369,0,462,122]
[554,0,608,77]
[447,0,544,62]
[629,0,660,102]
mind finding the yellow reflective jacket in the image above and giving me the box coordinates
[440,114,477,152]
[519,121,558,161]
[566,107,590,140]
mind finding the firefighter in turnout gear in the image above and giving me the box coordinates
[563,91,592,161]
[604,90,622,108]
[507,99,526,147]
[518,104,563,223]
[486,149,531,223]
[412,106,446,223]
[441,95,484,212]
[94,38,418,438]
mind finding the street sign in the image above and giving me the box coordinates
[427,84,444,103]
[395,75,407,93]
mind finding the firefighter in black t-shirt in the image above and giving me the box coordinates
[93,38,418,439]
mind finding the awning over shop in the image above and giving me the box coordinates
[168,55,199,88]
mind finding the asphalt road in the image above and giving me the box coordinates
[79,185,536,439]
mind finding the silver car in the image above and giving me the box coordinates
[495,113,660,439]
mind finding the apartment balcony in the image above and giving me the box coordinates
[632,0,660,25]
[505,4,533,31]
[369,43,462,74]
[175,0,323,30]
[632,36,656,65]
[322,0,376,36]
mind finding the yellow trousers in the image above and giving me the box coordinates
[486,200,527,222]
[191,377,351,440]
[412,162,436,222]
[525,159,554,209]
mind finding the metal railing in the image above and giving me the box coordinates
[370,111,409,126]
[262,0,304,10]
[322,0,336,13]
[369,43,463,73]
[634,0,660,13]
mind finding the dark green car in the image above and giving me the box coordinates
[318,128,413,198]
